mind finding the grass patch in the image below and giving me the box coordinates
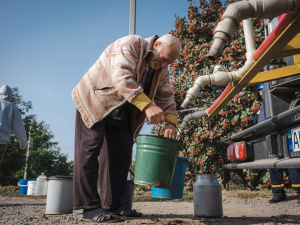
[222,189,273,199]
[133,189,275,202]
[0,186,22,197]
[0,186,46,199]
[1,185,295,201]
[133,190,193,202]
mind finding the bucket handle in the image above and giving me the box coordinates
[129,169,134,177]
[17,181,28,187]
[133,121,146,142]
[178,136,189,159]
[134,122,189,159]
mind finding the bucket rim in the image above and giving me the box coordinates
[47,175,72,180]
[136,134,179,143]
[178,157,188,161]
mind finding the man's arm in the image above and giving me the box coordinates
[11,106,27,149]
[131,93,177,139]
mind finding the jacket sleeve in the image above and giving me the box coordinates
[131,92,152,111]
[11,106,27,148]
[109,36,144,103]
[154,69,177,126]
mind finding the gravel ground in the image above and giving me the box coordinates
[1,193,300,225]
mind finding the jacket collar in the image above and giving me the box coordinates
[143,35,159,59]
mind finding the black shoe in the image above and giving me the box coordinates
[110,205,142,217]
[269,194,286,203]
[83,208,123,223]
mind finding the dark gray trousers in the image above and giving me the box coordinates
[73,110,133,210]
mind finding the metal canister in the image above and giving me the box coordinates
[134,135,179,189]
[193,174,223,217]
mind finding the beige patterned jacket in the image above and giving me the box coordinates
[72,35,177,135]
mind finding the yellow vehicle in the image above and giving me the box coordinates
[221,15,300,169]
[179,0,300,169]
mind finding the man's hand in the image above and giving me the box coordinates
[144,103,165,124]
[163,124,177,140]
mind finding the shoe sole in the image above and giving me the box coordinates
[269,199,286,203]
[82,218,124,223]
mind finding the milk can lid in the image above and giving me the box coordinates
[46,175,73,180]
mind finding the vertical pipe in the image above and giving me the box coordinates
[129,0,136,35]
[128,0,136,181]
[23,125,32,180]
[242,18,256,60]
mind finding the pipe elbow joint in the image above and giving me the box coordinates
[181,94,194,109]
[181,75,209,108]
[178,110,208,134]
[222,1,254,24]
[206,18,236,60]
[211,71,232,86]
[207,1,253,61]
[249,0,297,19]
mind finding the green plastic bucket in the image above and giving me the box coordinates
[134,135,180,189]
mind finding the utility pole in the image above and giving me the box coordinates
[23,125,32,180]
[128,0,136,180]
[129,0,136,35]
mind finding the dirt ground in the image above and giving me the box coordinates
[1,192,300,225]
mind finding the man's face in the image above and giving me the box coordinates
[149,42,180,70]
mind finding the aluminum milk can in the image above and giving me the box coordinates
[193,174,223,217]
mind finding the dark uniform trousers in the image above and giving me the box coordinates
[269,169,300,196]
[73,110,133,210]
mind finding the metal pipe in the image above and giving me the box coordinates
[177,110,208,137]
[181,17,257,109]
[242,19,256,60]
[129,0,136,35]
[206,0,300,60]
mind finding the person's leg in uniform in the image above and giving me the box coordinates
[98,117,133,211]
[269,169,286,203]
[288,168,300,203]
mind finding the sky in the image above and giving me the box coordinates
[0,0,191,162]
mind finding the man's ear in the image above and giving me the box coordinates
[153,41,161,49]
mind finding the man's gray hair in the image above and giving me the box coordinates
[157,34,181,51]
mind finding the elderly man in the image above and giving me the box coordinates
[72,34,181,223]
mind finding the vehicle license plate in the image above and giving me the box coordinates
[287,127,300,152]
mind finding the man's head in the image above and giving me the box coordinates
[149,34,181,70]
[257,83,264,97]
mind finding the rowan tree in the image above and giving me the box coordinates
[152,0,266,190]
